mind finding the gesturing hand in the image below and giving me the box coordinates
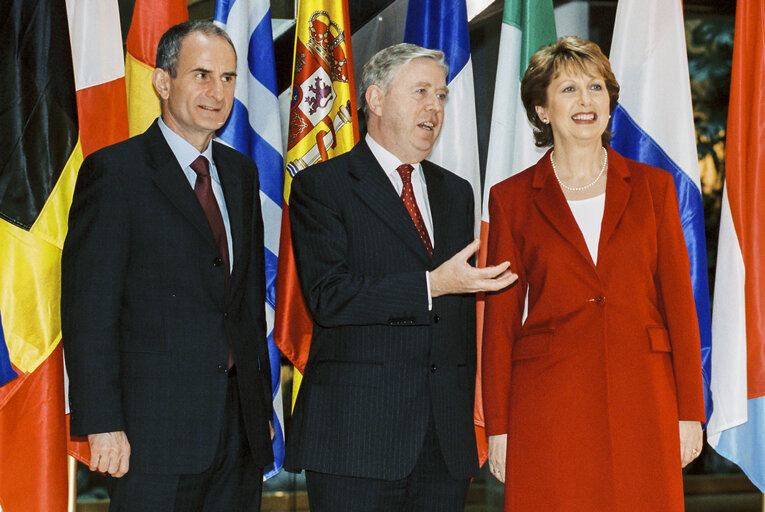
[430,239,517,298]
[88,430,131,478]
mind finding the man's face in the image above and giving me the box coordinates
[367,58,448,164]
[153,31,236,151]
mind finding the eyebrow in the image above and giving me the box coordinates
[190,67,237,77]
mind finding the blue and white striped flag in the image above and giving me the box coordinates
[609,0,713,421]
[214,0,285,479]
[404,0,482,234]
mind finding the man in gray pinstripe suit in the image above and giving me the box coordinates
[284,43,516,511]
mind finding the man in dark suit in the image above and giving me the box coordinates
[62,20,273,511]
[284,43,516,511]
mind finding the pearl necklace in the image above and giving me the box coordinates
[551,147,608,192]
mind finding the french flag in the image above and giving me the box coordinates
[707,0,765,491]
[608,0,713,419]
[215,0,286,479]
[404,0,482,234]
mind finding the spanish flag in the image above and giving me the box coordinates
[125,0,188,137]
[274,0,359,407]
[0,0,127,509]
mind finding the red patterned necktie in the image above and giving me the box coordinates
[396,164,433,258]
[190,156,230,287]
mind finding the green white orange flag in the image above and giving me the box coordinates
[0,0,127,509]
[474,0,556,464]
[125,0,188,137]
[274,0,359,408]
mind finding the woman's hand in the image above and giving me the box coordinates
[679,420,702,468]
[488,434,508,483]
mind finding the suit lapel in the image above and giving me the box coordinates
[348,142,433,265]
[532,150,594,266]
[422,161,448,265]
[213,142,245,284]
[145,121,217,248]
[598,146,632,256]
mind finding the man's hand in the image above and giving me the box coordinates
[88,431,131,478]
[488,434,508,483]
[679,420,702,468]
[430,239,517,298]
[270,421,275,440]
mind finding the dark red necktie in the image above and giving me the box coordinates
[396,164,433,258]
[190,156,230,287]
[190,156,234,367]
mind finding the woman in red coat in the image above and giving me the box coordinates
[482,36,705,510]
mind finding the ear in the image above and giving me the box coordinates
[365,85,385,117]
[535,106,547,124]
[152,68,171,101]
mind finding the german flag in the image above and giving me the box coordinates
[0,0,128,509]
[274,0,359,408]
[0,0,80,509]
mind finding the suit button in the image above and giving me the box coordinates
[433,314,440,323]
[213,257,223,267]
[223,312,229,319]
[593,294,606,305]
[217,364,227,373]
[430,364,437,373]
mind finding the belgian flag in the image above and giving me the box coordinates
[0,0,128,509]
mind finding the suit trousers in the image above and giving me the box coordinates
[107,372,263,512]
[305,413,470,512]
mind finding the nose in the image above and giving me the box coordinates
[578,88,591,105]
[208,78,225,101]
[426,92,444,112]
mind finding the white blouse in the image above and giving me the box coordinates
[567,193,606,264]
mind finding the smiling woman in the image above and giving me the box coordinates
[481,36,706,512]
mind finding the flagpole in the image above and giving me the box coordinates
[67,455,77,512]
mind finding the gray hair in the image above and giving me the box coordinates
[360,43,448,115]
[155,20,236,78]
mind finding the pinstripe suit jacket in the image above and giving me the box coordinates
[284,140,479,480]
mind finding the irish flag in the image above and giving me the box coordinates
[707,0,765,492]
[475,0,556,465]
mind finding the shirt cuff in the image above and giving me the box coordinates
[425,271,433,311]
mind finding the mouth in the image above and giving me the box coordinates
[199,105,221,112]
[418,121,436,131]
[572,113,596,121]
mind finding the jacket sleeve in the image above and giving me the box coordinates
[61,152,128,436]
[481,186,526,436]
[655,177,706,421]
[288,169,431,328]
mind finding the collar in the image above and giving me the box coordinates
[158,117,216,179]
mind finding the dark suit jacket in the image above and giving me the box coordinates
[283,140,479,480]
[62,120,273,474]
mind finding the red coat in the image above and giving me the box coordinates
[482,147,705,511]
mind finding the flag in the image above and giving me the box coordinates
[0,0,108,508]
[125,0,188,136]
[707,0,765,491]
[214,0,286,479]
[474,0,557,465]
[64,0,130,466]
[609,0,713,420]
[403,0,482,233]
[274,0,359,407]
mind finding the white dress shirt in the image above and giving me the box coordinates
[567,193,606,265]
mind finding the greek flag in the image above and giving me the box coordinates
[214,0,285,479]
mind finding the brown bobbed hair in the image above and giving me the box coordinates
[520,36,620,147]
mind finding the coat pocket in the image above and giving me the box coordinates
[512,329,554,361]
[647,326,672,352]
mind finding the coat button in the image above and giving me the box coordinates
[594,294,606,304]
[433,314,440,323]
[213,257,223,267]
[430,364,437,373]
[217,364,227,373]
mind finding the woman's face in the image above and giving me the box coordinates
[535,65,610,147]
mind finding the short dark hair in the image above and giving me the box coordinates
[155,20,236,78]
[520,36,620,147]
